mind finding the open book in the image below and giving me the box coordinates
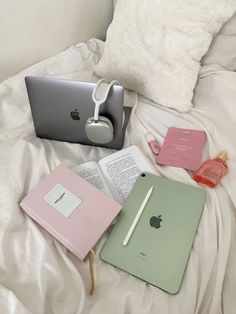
[72,145,154,204]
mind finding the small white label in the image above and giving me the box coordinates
[43,184,81,217]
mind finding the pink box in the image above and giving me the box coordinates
[156,127,206,170]
[20,164,122,260]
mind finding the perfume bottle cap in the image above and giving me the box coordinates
[217,151,228,163]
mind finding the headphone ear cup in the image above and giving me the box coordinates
[85,116,113,144]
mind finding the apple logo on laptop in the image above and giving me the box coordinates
[70,109,80,121]
[150,215,162,229]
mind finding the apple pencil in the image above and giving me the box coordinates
[123,186,154,246]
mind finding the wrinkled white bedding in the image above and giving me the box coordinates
[0,39,236,314]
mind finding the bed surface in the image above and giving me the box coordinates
[0,37,236,314]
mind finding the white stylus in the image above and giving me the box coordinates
[123,186,154,246]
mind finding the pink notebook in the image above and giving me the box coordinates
[156,127,206,170]
[20,164,122,260]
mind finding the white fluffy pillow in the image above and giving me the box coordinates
[95,0,236,112]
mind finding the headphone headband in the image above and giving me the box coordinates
[92,79,119,121]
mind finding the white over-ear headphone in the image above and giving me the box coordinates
[85,79,119,144]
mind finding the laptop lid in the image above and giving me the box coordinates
[25,76,125,149]
[100,172,206,294]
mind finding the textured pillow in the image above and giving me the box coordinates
[95,0,236,112]
[202,12,236,71]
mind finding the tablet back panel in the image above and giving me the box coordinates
[100,173,206,294]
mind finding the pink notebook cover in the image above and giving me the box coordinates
[156,127,206,170]
[20,164,122,260]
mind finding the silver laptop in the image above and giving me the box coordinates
[25,76,129,149]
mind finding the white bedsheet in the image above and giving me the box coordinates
[0,39,235,314]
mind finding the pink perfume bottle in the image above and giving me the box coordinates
[193,151,228,188]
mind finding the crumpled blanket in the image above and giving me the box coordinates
[0,38,235,314]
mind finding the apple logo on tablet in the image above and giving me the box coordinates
[150,215,162,229]
[70,109,80,121]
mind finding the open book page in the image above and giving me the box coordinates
[98,145,154,204]
[72,161,113,198]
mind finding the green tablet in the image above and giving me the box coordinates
[100,172,206,294]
